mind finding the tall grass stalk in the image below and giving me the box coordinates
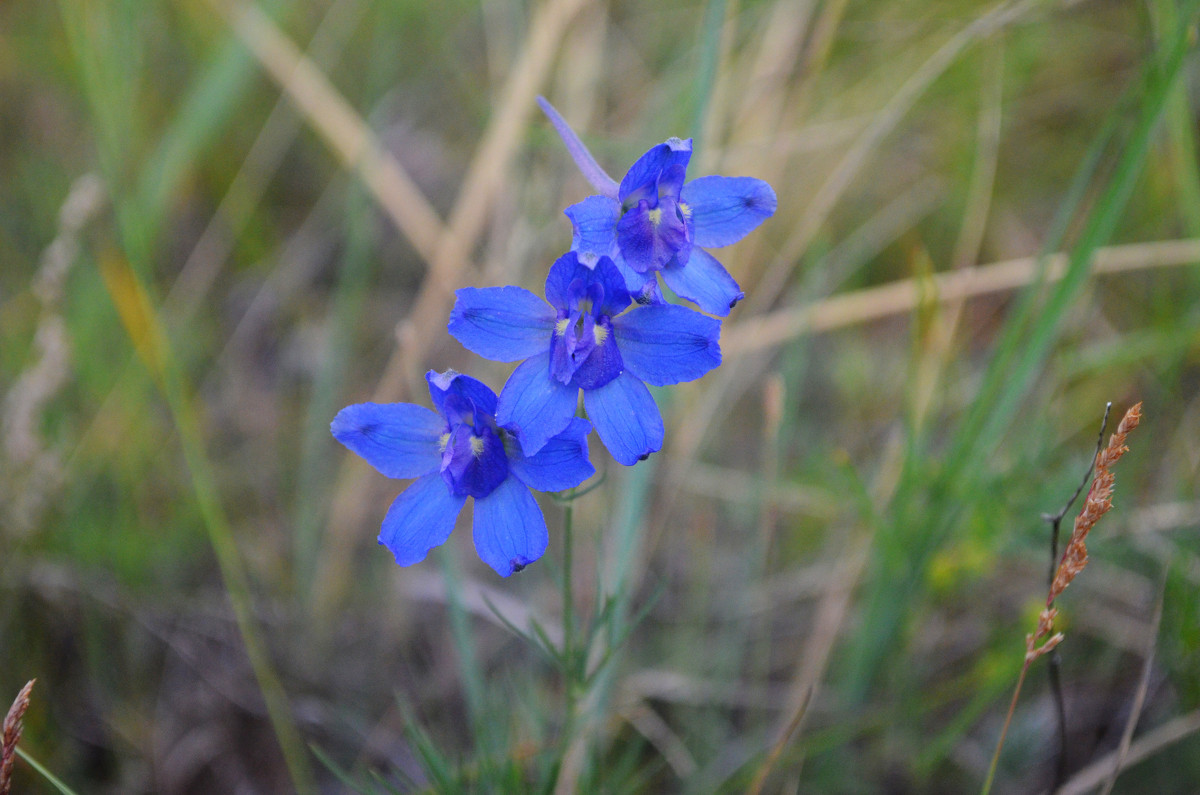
[97,255,316,794]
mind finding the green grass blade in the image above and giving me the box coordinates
[97,254,316,792]
[843,0,1200,703]
[14,747,80,795]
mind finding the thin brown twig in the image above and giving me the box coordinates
[1097,564,1169,795]
[746,685,813,795]
[1053,709,1200,795]
[1,680,35,795]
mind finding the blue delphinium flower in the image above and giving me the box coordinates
[448,251,721,465]
[538,96,777,316]
[331,370,594,576]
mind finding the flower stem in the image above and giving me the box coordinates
[562,491,578,708]
[982,661,1030,795]
[551,490,584,792]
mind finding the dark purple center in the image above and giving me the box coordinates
[548,278,624,391]
[438,394,508,499]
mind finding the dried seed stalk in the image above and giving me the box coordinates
[1,680,35,795]
[1026,401,1143,662]
[983,402,1143,795]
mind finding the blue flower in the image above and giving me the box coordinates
[448,252,721,465]
[331,370,594,577]
[538,96,777,316]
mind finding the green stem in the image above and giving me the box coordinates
[562,492,578,711]
[98,258,315,794]
[15,747,81,795]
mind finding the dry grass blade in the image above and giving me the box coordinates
[167,0,368,322]
[1053,710,1200,795]
[1,680,35,795]
[1097,567,1169,795]
[746,685,813,795]
[620,704,698,779]
[380,0,592,402]
[747,0,1038,311]
[208,0,447,263]
[725,239,1200,354]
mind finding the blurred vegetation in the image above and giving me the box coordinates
[2,0,1200,792]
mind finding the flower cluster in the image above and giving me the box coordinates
[332,98,775,576]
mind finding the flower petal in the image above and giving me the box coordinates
[681,176,777,248]
[378,473,466,566]
[565,195,621,258]
[331,402,443,478]
[583,371,664,465]
[544,251,581,312]
[616,197,689,274]
[612,304,721,386]
[427,370,498,418]
[448,286,556,362]
[545,252,632,317]
[619,138,693,205]
[497,352,579,456]
[661,247,745,317]
[571,317,624,391]
[612,254,661,304]
[588,256,633,317]
[537,96,619,199]
[508,417,595,493]
[472,476,549,576]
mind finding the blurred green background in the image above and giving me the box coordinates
[3,0,1199,792]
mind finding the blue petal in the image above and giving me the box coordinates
[612,254,661,304]
[656,163,687,202]
[570,317,624,391]
[472,476,549,576]
[545,252,632,317]
[589,256,634,317]
[496,352,579,456]
[612,304,721,386]
[545,251,583,312]
[537,96,620,199]
[661,247,745,317]
[508,417,595,493]
[427,370,498,418]
[331,402,442,478]
[565,196,620,258]
[378,473,466,566]
[681,176,777,248]
[619,138,693,205]
[448,286,556,362]
[583,371,664,466]
[616,197,690,274]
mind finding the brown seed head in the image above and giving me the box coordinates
[1047,403,1142,605]
[1,680,36,795]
